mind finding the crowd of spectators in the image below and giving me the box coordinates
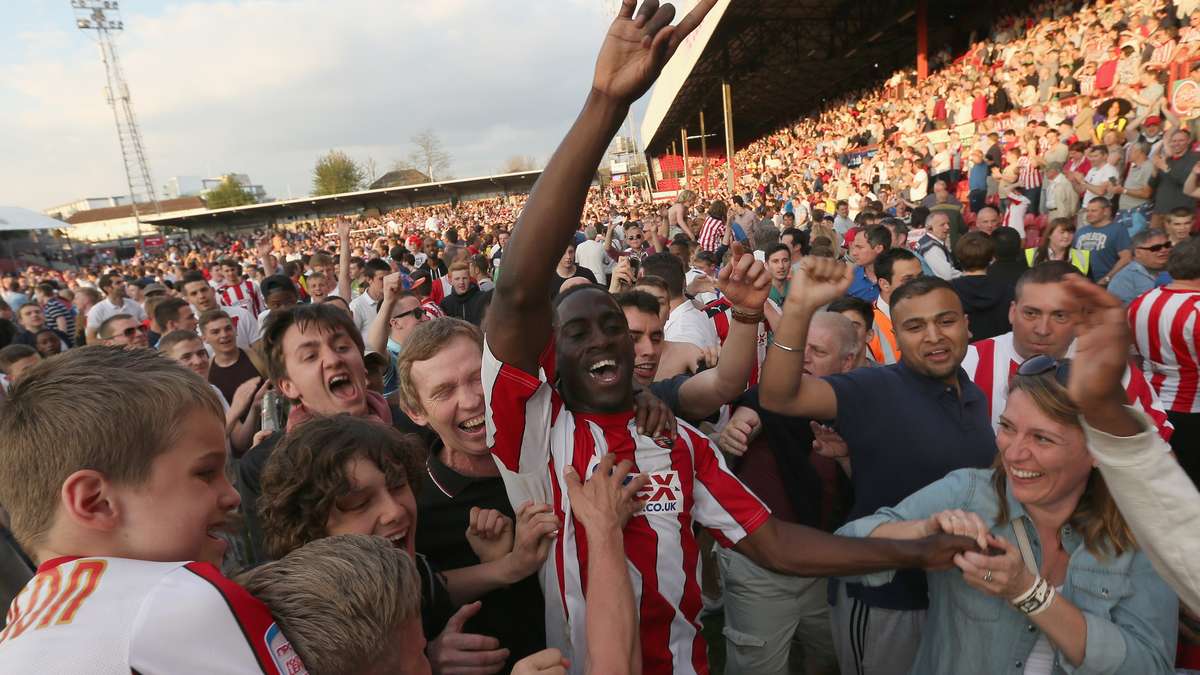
[2,1,1200,675]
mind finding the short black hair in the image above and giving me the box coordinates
[261,274,298,299]
[990,227,1025,263]
[640,252,685,298]
[766,243,791,259]
[780,228,810,255]
[890,276,959,316]
[180,271,208,291]
[153,297,190,330]
[873,248,919,284]
[613,290,662,317]
[864,225,891,251]
[827,296,874,331]
[1015,260,1078,300]
[363,259,391,277]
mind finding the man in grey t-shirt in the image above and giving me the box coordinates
[1113,141,1155,236]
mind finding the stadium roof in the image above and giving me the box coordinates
[641,0,1032,156]
[142,170,542,230]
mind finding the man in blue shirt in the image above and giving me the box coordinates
[1108,228,1172,305]
[760,262,997,675]
[847,226,889,302]
[1073,197,1132,285]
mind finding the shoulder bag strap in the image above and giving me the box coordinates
[1011,518,1039,575]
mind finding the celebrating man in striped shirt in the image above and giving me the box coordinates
[482,3,975,673]
[962,261,1173,441]
[1128,237,1200,480]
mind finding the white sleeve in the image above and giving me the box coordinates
[481,337,554,507]
[237,311,259,349]
[129,569,278,674]
[924,247,962,280]
[1084,408,1200,612]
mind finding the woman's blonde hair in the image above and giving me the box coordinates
[992,370,1136,558]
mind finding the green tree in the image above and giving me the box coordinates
[205,176,256,209]
[312,149,365,196]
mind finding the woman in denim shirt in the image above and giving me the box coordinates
[837,361,1177,674]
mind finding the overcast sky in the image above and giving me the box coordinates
[1,0,652,211]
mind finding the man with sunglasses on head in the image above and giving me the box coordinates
[961,261,1173,441]
[1108,229,1173,305]
[367,272,428,399]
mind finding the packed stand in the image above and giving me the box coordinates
[3,1,1200,675]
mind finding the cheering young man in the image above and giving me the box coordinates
[482,3,974,673]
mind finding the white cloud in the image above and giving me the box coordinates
[0,0,626,209]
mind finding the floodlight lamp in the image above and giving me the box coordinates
[77,19,91,28]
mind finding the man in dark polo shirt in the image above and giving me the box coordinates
[395,316,554,672]
[760,259,997,675]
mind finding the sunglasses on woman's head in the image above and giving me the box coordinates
[1016,354,1071,387]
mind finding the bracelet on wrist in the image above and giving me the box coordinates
[1011,575,1054,616]
[771,340,801,353]
[730,308,764,324]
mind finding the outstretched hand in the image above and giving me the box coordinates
[1061,275,1129,411]
[592,0,717,104]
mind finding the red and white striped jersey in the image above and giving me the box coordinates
[0,556,304,674]
[483,337,769,675]
[1128,287,1200,414]
[426,276,453,307]
[696,217,726,252]
[701,296,778,387]
[219,280,266,317]
[961,331,1174,441]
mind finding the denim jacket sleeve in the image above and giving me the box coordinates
[1061,550,1178,675]
[835,469,984,586]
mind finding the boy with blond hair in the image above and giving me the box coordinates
[0,346,304,674]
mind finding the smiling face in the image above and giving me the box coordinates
[324,456,416,559]
[164,337,212,379]
[997,388,1091,511]
[555,287,635,413]
[623,307,663,386]
[113,408,239,567]
[183,280,218,312]
[405,336,486,457]
[1009,282,1078,359]
[1050,222,1076,251]
[893,288,969,382]
[277,321,369,417]
[34,331,61,357]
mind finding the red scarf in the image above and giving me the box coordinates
[285,390,393,432]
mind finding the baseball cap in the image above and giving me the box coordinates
[1145,115,1162,126]
[143,283,169,297]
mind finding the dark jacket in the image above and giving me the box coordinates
[439,285,492,326]
[951,274,1014,341]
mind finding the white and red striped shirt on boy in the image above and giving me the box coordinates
[1128,287,1200,414]
[961,331,1174,441]
[483,337,769,675]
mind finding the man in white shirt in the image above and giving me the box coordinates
[1072,145,1119,210]
[641,253,719,366]
[86,273,147,344]
[575,224,613,285]
[349,259,390,335]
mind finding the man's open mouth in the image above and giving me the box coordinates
[588,358,620,385]
[458,415,485,434]
[327,374,358,400]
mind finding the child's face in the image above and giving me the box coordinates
[324,456,417,558]
[112,409,238,567]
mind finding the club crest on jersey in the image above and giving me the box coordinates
[633,471,682,515]
[265,622,308,674]
[651,433,673,449]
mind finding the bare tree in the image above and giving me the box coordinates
[363,157,380,186]
[499,155,540,173]
[409,129,452,181]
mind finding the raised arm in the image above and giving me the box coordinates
[256,235,277,278]
[758,257,850,419]
[367,272,401,356]
[676,253,768,419]
[487,0,718,374]
[336,220,352,300]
